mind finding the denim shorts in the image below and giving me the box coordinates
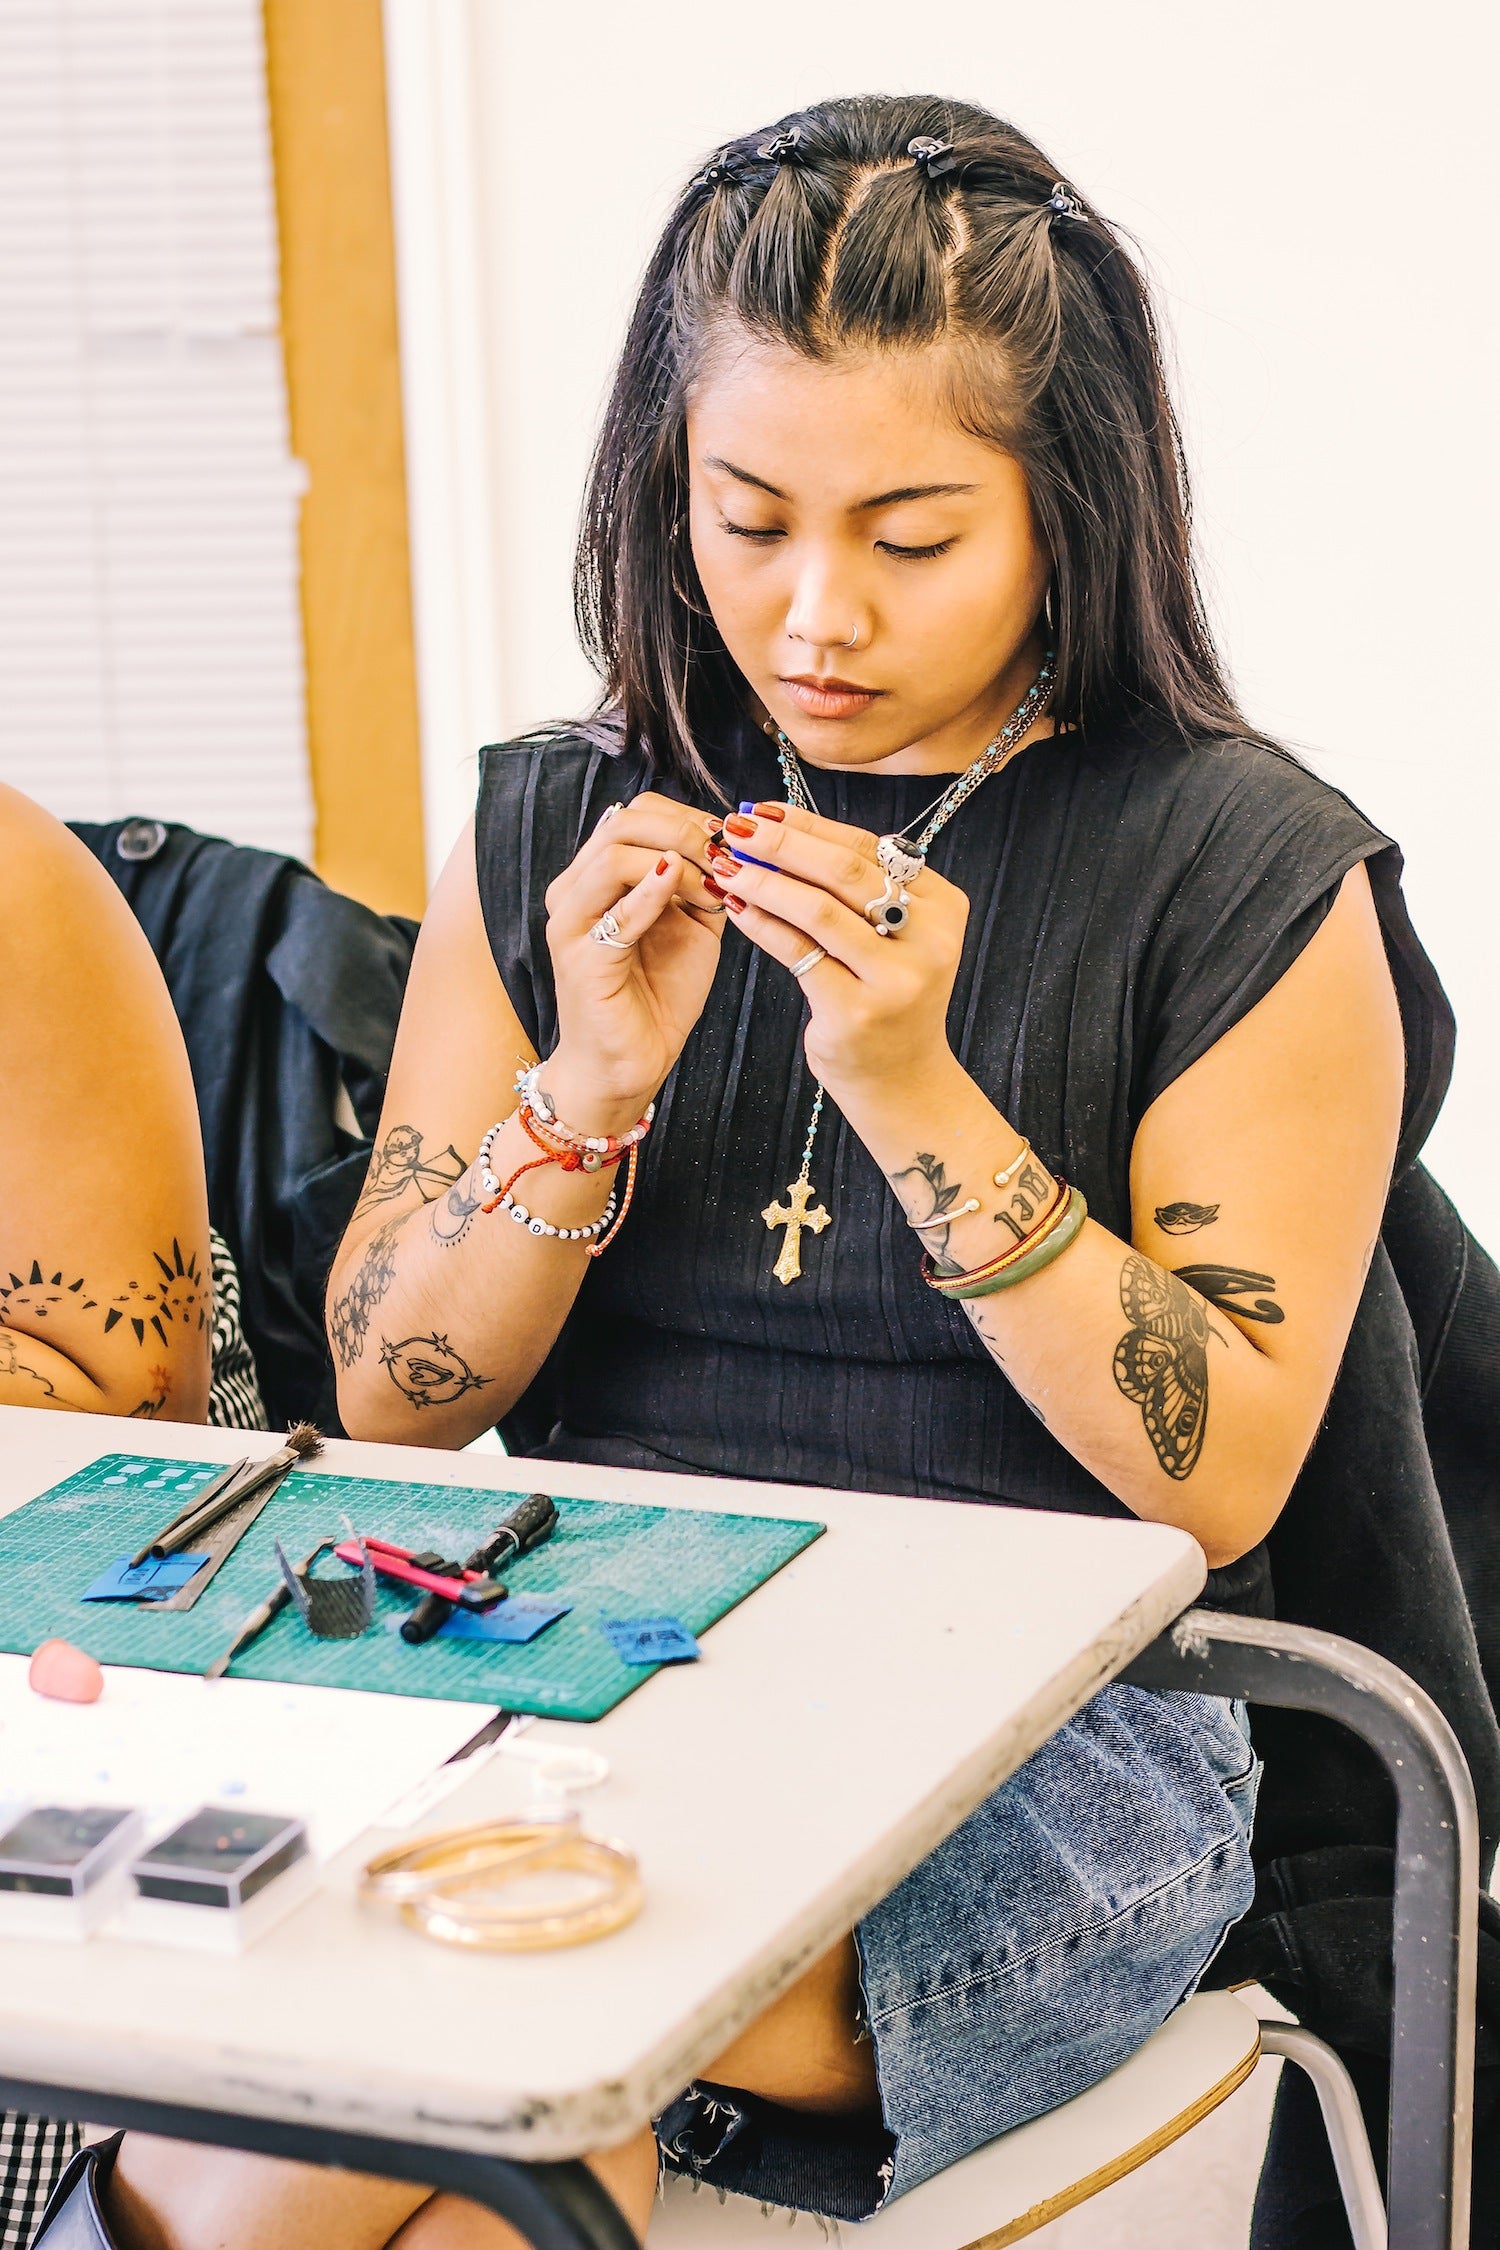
[656,1684,1259,2220]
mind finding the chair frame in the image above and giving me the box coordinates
[5,1611,1478,2250]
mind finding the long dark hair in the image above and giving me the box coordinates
[575,94,1250,792]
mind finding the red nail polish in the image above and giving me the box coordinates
[724,814,757,838]
[710,851,743,874]
[656,856,671,876]
[723,894,745,914]
[703,873,726,899]
[751,802,786,821]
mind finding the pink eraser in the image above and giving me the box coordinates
[29,1639,104,1704]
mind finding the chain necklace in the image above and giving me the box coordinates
[759,653,1055,1285]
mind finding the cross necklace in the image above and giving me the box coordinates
[760,655,1055,1285]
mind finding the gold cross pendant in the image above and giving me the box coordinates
[762,1174,832,1286]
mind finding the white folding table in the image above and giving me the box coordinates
[0,1408,1476,2250]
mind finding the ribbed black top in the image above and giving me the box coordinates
[474,712,1451,1520]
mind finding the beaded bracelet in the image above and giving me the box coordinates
[475,1119,641,1256]
[476,1123,618,1241]
[923,1184,1088,1299]
[514,1063,654,1170]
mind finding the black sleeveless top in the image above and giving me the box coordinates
[474,712,1452,1529]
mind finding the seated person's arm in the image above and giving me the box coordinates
[0,787,211,1421]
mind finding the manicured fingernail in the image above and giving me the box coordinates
[703,873,726,900]
[656,856,671,876]
[710,851,743,874]
[723,894,745,914]
[703,825,725,853]
[751,802,786,821]
[724,814,757,838]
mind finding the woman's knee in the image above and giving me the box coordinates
[106,2135,431,2250]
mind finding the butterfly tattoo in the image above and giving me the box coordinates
[1112,1253,1214,1480]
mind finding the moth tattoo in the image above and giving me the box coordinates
[1112,1253,1213,1480]
[1154,1202,1219,1235]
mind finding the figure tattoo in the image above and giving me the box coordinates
[430,1164,484,1249]
[0,1243,205,1348]
[1112,1253,1214,1480]
[891,1151,977,1277]
[354,1125,466,1215]
[1173,1264,1285,1325]
[329,1217,406,1369]
[993,1160,1058,1246]
[0,1328,58,1400]
[1154,1202,1220,1235]
[379,1333,492,1411]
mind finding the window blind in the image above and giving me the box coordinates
[0,0,313,858]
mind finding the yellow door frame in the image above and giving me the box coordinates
[263,0,426,917]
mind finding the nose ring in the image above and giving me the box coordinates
[789,625,862,650]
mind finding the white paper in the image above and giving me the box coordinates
[0,1654,497,1861]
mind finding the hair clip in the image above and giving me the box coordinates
[1048,182,1083,219]
[908,136,958,178]
[758,129,803,163]
[693,150,753,192]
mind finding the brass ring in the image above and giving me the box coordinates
[360,1817,580,1905]
[401,1834,643,1952]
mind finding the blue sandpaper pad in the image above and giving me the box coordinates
[436,1597,572,1645]
[81,1554,210,1602]
[601,1616,701,1665]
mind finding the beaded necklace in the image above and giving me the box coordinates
[759,654,1055,1285]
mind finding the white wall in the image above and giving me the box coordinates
[388,0,1498,1248]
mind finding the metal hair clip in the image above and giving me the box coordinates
[1048,182,1083,219]
[908,136,958,178]
[758,129,803,162]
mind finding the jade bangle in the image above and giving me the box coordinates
[939,1187,1088,1298]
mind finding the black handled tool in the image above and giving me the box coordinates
[399,1492,559,1646]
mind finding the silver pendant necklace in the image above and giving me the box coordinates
[761,653,1055,1285]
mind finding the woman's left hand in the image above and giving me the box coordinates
[708,801,969,1095]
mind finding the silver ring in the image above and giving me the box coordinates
[789,945,827,979]
[589,911,634,950]
[863,879,911,938]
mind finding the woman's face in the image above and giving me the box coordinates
[686,331,1052,775]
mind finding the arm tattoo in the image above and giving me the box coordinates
[1112,1252,1214,1480]
[354,1124,465,1216]
[1173,1264,1285,1325]
[1154,1202,1219,1235]
[0,1328,57,1400]
[430,1164,484,1249]
[890,1151,976,1277]
[379,1333,492,1411]
[0,1243,206,1349]
[329,1215,408,1369]
[992,1160,1057,1245]
[130,1366,172,1418]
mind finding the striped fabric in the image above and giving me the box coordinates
[0,2117,77,2250]
[206,1227,268,1433]
[1,1230,269,2244]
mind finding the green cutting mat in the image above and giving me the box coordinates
[0,1456,824,1721]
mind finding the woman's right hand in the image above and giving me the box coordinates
[542,793,727,1127]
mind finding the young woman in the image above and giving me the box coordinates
[95,94,1435,2250]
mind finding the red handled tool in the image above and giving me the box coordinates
[333,1535,509,1611]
